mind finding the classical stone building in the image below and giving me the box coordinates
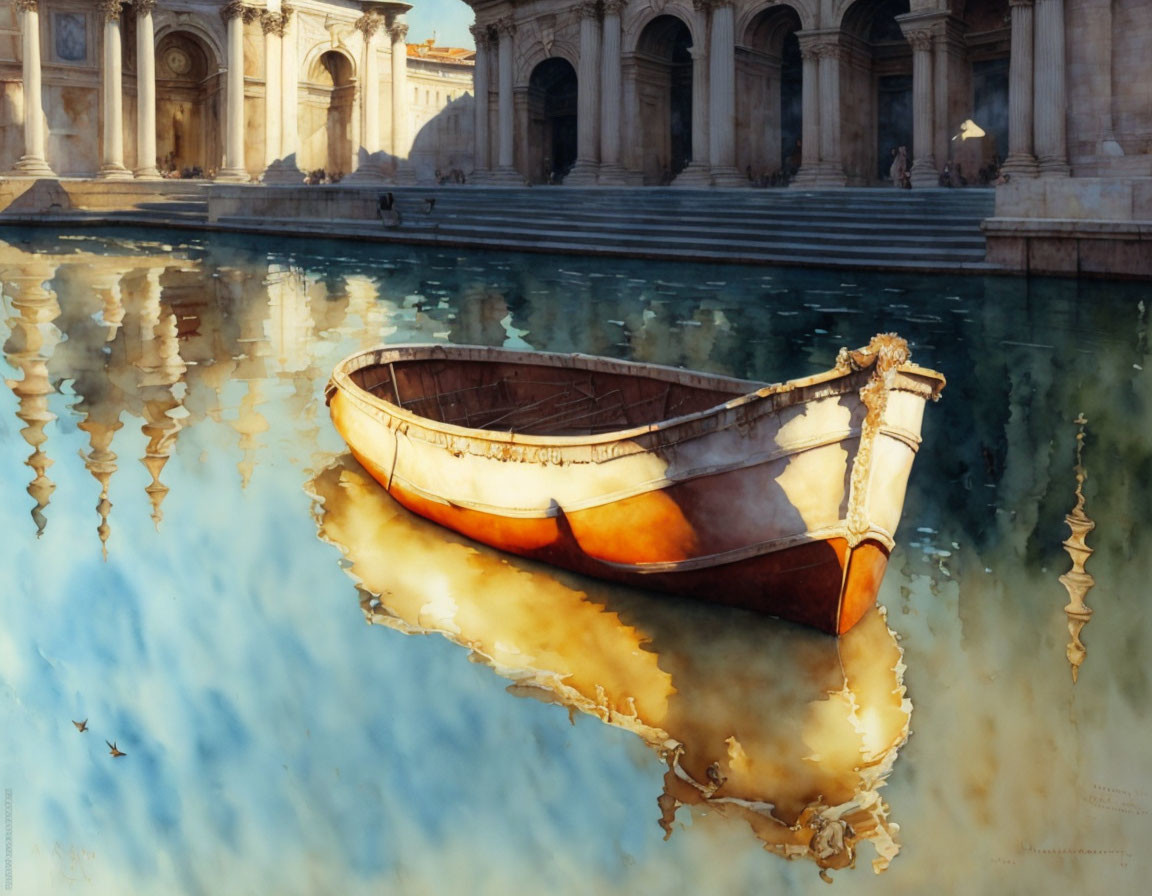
[407,38,475,182]
[463,0,1151,192]
[0,0,474,182]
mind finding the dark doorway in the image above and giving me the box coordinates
[780,31,802,178]
[528,58,578,184]
[635,16,693,184]
[877,75,912,180]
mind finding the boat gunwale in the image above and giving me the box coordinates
[329,343,945,450]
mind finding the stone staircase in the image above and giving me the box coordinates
[226,184,998,273]
[4,180,998,273]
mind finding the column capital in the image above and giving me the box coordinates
[495,15,516,38]
[220,1,245,23]
[388,21,408,42]
[903,28,935,52]
[355,10,384,39]
[1008,0,1034,6]
[97,0,125,22]
[11,0,39,12]
[575,1,601,21]
[691,0,712,13]
[132,0,157,16]
[469,23,492,49]
[603,0,628,15]
[263,10,289,36]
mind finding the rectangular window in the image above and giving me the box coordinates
[53,12,88,64]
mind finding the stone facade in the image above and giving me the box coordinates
[462,0,1151,192]
[0,0,475,183]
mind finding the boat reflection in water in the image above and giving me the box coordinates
[309,455,913,877]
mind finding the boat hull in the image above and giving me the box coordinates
[327,338,944,634]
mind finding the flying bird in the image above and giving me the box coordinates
[106,740,126,758]
[73,719,88,732]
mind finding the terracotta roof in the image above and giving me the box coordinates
[407,40,475,64]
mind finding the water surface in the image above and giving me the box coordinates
[1,228,1148,894]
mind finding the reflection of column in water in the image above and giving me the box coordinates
[1060,414,1095,683]
[308,272,351,339]
[2,263,62,535]
[133,268,189,526]
[229,268,272,489]
[344,274,393,346]
[269,263,324,470]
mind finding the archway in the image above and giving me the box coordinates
[741,6,804,185]
[301,51,355,180]
[633,16,693,185]
[957,0,1010,184]
[841,0,911,185]
[155,31,221,177]
[526,58,578,184]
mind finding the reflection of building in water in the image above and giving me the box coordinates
[310,457,913,876]
[127,267,189,526]
[1060,414,1095,683]
[226,267,272,488]
[2,262,61,535]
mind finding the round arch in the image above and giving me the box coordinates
[738,4,805,184]
[621,3,703,56]
[736,0,817,38]
[154,28,223,177]
[299,49,357,179]
[525,57,578,183]
[626,14,694,183]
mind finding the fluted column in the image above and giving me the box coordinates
[470,24,492,180]
[262,8,283,171]
[1002,0,1037,178]
[708,0,742,186]
[815,40,846,186]
[345,10,386,182]
[217,2,252,181]
[390,18,413,182]
[791,35,820,188]
[673,0,711,186]
[598,0,628,183]
[1034,0,1069,176]
[491,16,520,182]
[99,0,132,179]
[566,2,602,184]
[133,0,160,178]
[906,29,937,188]
[12,0,54,175]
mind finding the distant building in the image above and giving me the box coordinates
[406,39,475,183]
[0,0,471,184]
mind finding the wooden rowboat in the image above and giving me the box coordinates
[325,333,944,634]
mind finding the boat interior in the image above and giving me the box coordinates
[349,358,750,435]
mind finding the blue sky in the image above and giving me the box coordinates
[406,0,475,49]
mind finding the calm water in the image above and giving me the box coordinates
[1,227,1149,895]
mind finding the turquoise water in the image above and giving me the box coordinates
[1,227,1149,894]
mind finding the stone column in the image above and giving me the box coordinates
[791,35,820,188]
[278,5,302,180]
[1002,0,1037,177]
[815,38,846,186]
[12,0,54,175]
[674,0,711,186]
[262,8,283,172]
[217,2,252,181]
[99,0,132,179]
[598,0,629,184]
[1034,0,1069,176]
[566,1,602,184]
[470,24,492,180]
[390,18,413,182]
[491,16,520,182]
[133,0,160,178]
[708,0,742,186]
[906,28,937,188]
[345,9,386,182]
